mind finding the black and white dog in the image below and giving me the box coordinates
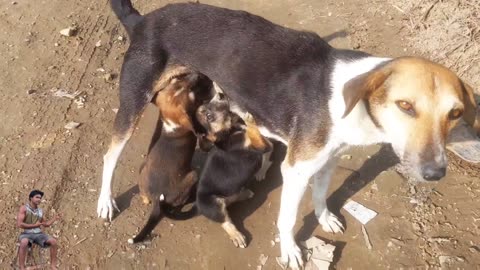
[99,0,478,268]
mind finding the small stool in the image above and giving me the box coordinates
[11,241,49,270]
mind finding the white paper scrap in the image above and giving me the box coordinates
[343,200,377,225]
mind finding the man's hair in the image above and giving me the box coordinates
[29,190,44,200]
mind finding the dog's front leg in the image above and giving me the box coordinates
[277,159,319,269]
[312,159,345,233]
[98,137,128,220]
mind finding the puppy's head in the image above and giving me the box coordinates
[343,57,478,181]
[155,73,214,132]
[195,92,234,149]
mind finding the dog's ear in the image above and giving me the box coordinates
[342,64,393,118]
[461,82,480,135]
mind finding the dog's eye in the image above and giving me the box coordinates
[395,100,416,117]
[448,108,463,120]
[206,112,214,122]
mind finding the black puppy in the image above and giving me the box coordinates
[176,94,272,248]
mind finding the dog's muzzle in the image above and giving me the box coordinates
[421,161,447,181]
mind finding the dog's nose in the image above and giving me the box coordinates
[421,163,446,181]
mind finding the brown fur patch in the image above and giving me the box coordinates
[152,65,194,93]
[245,122,272,152]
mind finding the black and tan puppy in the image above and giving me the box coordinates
[181,94,272,248]
[128,72,213,244]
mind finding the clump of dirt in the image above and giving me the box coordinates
[395,0,480,86]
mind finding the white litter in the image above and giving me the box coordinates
[447,121,480,163]
[64,122,81,130]
[300,236,336,270]
[343,200,377,225]
[52,88,80,99]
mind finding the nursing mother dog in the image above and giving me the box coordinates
[98,0,479,268]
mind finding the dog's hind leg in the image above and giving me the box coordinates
[312,159,344,233]
[98,52,165,220]
[197,193,248,248]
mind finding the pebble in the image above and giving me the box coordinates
[60,26,77,37]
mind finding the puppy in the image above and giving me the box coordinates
[174,93,272,248]
[129,72,213,244]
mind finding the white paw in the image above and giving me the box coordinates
[318,209,345,233]
[255,159,272,181]
[97,195,119,221]
[229,230,247,248]
[279,234,303,269]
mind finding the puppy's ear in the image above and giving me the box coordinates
[198,135,214,152]
[342,63,393,118]
[461,82,480,135]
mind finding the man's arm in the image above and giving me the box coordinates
[41,213,61,227]
[17,206,42,229]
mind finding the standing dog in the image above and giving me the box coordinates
[102,1,478,268]
[129,72,213,244]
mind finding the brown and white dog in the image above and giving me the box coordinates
[101,1,479,268]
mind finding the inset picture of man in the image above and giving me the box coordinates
[17,190,61,270]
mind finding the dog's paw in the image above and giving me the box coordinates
[97,195,119,221]
[279,236,303,270]
[318,209,345,233]
[255,159,272,181]
[229,229,247,248]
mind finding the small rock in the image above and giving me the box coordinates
[409,186,416,195]
[64,121,81,130]
[60,26,78,37]
[341,154,352,160]
[95,40,102,47]
[27,89,36,95]
[117,36,124,41]
[103,73,113,82]
[271,240,275,247]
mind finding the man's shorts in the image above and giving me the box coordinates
[18,232,51,248]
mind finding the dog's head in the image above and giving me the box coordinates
[154,72,214,132]
[195,92,236,150]
[342,57,478,181]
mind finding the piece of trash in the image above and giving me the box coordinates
[361,225,373,250]
[343,200,377,225]
[96,68,106,73]
[300,236,335,270]
[64,122,81,130]
[52,88,80,99]
[95,40,102,47]
[112,108,119,113]
[447,121,480,163]
[59,26,77,37]
[117,35,124,41]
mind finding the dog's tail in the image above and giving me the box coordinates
[110,0,143,37]
[128,195,166,244]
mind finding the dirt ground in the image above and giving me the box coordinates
[0,0,479,269]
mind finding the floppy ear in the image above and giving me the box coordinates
[342,65,393,118]
[461,82,480,135]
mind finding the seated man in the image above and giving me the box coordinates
[17,190,61,270]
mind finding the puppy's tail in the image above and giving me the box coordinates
[110,0,143,37]
[128,195,166,244]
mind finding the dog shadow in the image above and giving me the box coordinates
[114,184,140,218]
[295,144,399,261]
[323,30,348,43]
